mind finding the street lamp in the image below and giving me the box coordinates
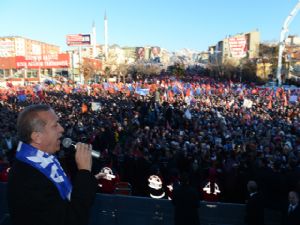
[276,0,300,86]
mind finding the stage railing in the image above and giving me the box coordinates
[0,182,281,225]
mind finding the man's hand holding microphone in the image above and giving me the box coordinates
[75,143,93,172]
[62,137,103,179]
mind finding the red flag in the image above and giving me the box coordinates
[186,88,191,97]
[276,88,281,98]
[82,103,88,113]
[108,87,115,94]
[226,102,230,109]
[267,93,273,101]
[251,88,258,95]
[267,100,272,109]
[168,90,174,102]
[283,93,288,107]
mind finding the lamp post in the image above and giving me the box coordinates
[276,0,300,86]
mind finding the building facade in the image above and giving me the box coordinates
[209,30,260,65]
[0,36,71,82]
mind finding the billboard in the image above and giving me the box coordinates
[66,34,91,46]
[150,46,161,63]
[228,36,248,58]
[136,47,145,61]
[15,53,70,69]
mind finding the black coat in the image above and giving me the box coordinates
[245,192,264,225]
[282,204,300,225]
[172,184,200,225]
[7,160,97,225]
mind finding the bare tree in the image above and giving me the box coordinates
[128,62,162,80]
[259,43,278,78]
[80,58,101,83]
[222,59,237,80]
[114,63,129,82]
[240,58,257,82]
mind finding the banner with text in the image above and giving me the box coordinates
[66,34,91,46]
[15,54,70,69]
[228,35,248,58]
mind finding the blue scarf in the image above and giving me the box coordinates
[16,141,72,201]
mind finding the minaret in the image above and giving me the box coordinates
[104,11,108,61]
[92,21,97,58]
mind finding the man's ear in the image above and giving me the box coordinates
[31,131,42,144]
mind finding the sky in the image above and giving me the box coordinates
[1,0,300,52]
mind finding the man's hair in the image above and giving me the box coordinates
[17,104,52,144]
[247,180,258,193]
[289,191,299,200]
[180,172,190,186]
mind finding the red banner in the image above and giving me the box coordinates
[228,35,248,58]
[15,54,70,69]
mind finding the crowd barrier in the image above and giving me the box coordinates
[0,182,281,225]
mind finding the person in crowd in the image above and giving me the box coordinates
[172,172,200,225]
[282,191,300,225]
[0,74,299,209]
[7,104,97,225]
[1,131,17,164]
[244,180,264,225]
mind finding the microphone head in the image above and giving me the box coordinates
[62,138,73,148]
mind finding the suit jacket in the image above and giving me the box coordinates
[245,192,264,225]
[7,159,97,225]
[282,204,300,225]
[172,184,200,225]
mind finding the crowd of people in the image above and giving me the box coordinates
[0,75,299,214]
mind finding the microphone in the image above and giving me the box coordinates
[62,138,101,158]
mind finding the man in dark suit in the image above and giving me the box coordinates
[7,104,97,225]
[245,180,264,225]
[172,172,200,225]
[282,191,300,225]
